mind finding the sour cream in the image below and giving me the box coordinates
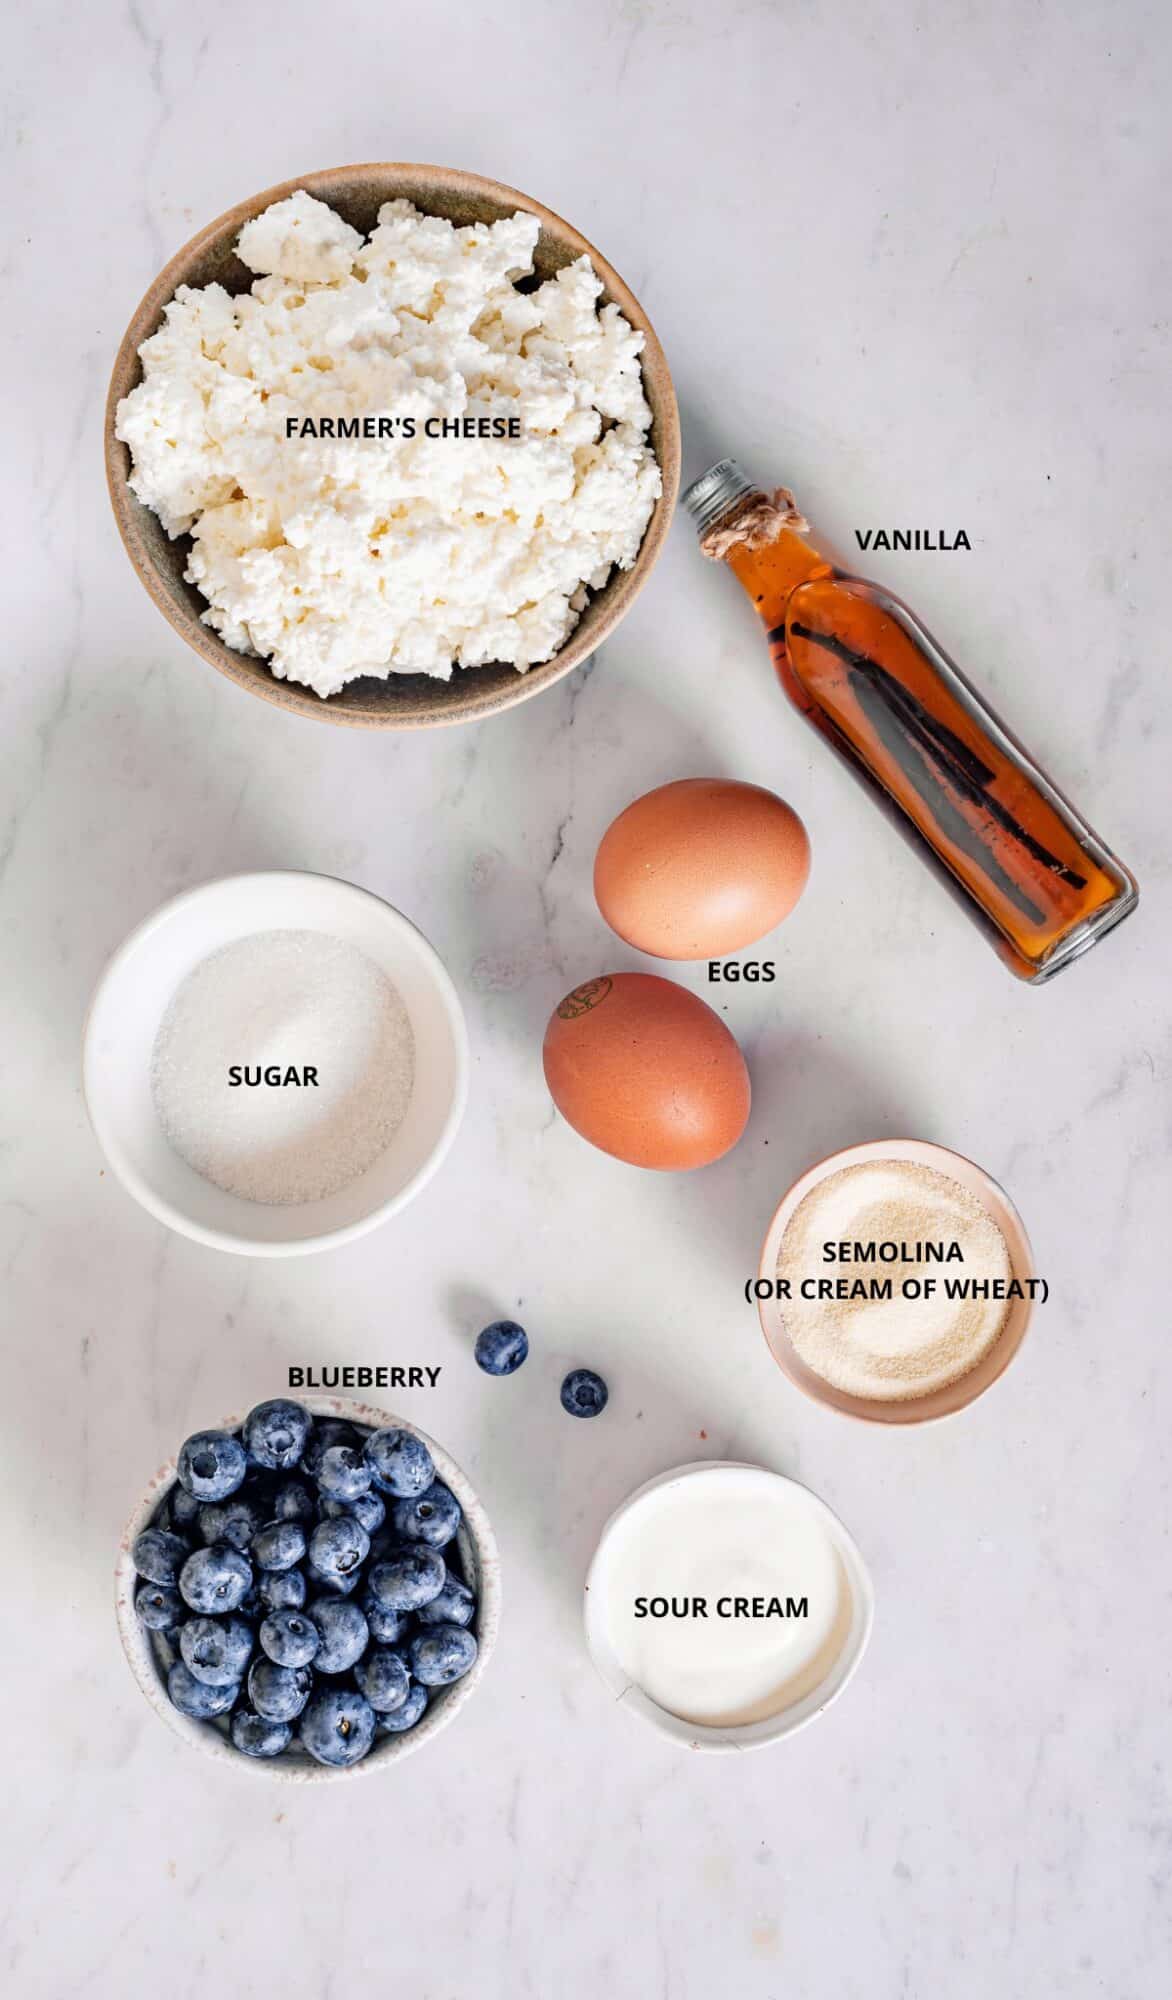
[590,1464,856,1728]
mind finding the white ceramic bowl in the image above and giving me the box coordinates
[82,871,468,1256]
[115,1396,501,1781]
[758,1139,1035,1424]
[583,1461,873,1752]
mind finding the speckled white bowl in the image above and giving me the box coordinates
[115,1397,501,1781]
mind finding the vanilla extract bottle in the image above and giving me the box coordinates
[683,460,1138,982]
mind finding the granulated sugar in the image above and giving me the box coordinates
[778,1159,1011,1401]
[151,930,415,1205]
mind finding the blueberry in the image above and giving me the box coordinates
[258,1567,306,1612]
[178,1544,253,1615]
[376,1682,429,1735]
[319,1489,386,1535]
[308,1598,368,1674]
[180,1615,254,1687]
[243,1399,312,1473]
[475,1320,529,1376]
[307,1516,370,1582]
[199,1496,263,1553]
[360,1586,407,1645]
[176,1430,247,1502]
[415,1566,476,1630]
[169,1486,202,1530]
[135,1581,183,1631]
[354,1646,411,1713]
[131,1528,191,1585]
[252,1520,307,1572]
[392,1481,461,1550]
[230,1708,292,1759]
[308,1565,360,1599]
[259,1609,320,1669]
[248,1657,312,1722]
[409,1624,478,1687]
[363,1428,434,1499]
[316,1445,372,1504]
[560,1368,608,1418]
[301,1419,359,1479]
[368,1546,446,1612]
[167,1660,240,1720]
[301,1688,376,1767]
[272,1479,317,1526]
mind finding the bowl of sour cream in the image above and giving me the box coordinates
[583,1461,872,1751]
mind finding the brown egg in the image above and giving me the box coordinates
[542,972,751,1171]
[594,778,811,960]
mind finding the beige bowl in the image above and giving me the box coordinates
[105,162,680,729]
[758,1139,1035,1425]
[114,1397,501,1780]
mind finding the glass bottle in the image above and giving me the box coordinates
[683,459,1138,983]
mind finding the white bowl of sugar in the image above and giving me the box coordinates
[83,872,468,1255]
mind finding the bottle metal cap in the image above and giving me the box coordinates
[680,458,756,535]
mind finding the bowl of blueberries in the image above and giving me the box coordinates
[115,1395,500,1778]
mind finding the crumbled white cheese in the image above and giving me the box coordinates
[116,193,662,696]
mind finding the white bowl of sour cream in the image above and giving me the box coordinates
[583,1461,872,1751]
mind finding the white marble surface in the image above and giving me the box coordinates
[4,2,1170,1993]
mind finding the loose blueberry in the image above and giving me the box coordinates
[243,1399,312,1473]
[319,1489,386,1535]
[415,1566,476,1630]
[167,1660,240,1720]
[301,1419,359,1479]
[409,1624,479,1687]
[360,1586,407,1645]
[354,1646,411,1713]
[259,1609,320,1669]
[135,1581,183,1631]
[230,1708,292,1759]
[178,1544,253,1615]
[474,1320,529,1376]
[392,1481,461,1550]
[308,1598,369,1674]
[363,1427,434,1499]
[560,1368,609,1418]
[307,1515,370,1583]
[368,1545,446,1612]
[258,1567,306,1612]
[176,1430,248,1502]
[131,1528,191,1585]
[252,1520,307,1572]
[272,1479,317,1526]
[301,1688,376,1767]
[180,1614,254,1687]
[376,1682,429,1735]
[247,1657,312,1722]
[316,1445,372,1504]
[199,1496,263,1553]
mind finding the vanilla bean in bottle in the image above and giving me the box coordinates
[683,460,1137,982]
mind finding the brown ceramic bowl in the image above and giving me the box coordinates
[758,1139,1036,1425]
[105,163,681,730]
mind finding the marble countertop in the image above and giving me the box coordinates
[4,2,1169,1994]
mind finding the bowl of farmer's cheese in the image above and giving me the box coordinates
[106,163,680,729]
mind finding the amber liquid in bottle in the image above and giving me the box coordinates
[685,464,1137,982]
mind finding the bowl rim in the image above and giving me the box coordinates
[757,1138,1037,1426]
[114,1395,501,1781]
[583,1459,874,1752]
[81,869,469,1257]
[104,159,682,731]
